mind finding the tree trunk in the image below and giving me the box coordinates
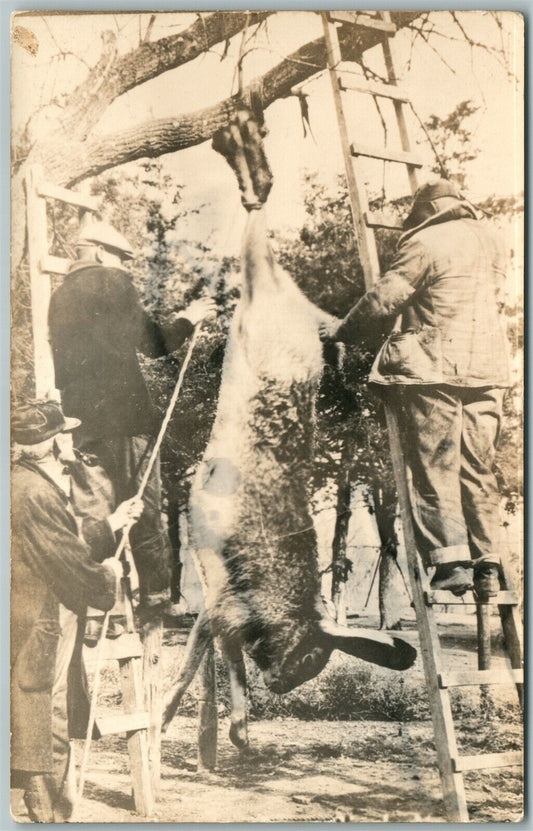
[331,433,356,624]
[373,483,403,630]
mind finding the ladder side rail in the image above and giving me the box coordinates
[384,404,469,821]
[25,165,55,398]
[321,12,380,290]
[379,14,418,195]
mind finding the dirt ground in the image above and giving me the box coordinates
[12,614,523,824]
[78,613,524,823]
[70,714,522,824]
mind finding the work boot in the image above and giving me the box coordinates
[430,564,473,596]
[474,563,501,601]
[23,775,55,823]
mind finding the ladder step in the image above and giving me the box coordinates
[105,632,144,661]
[364,210,404,230]
[41,254,70,275]
[96,712,150,736]
[37,181,99,211]
[426,589,518,606]
[327,11,396,34]
[452,751,522,773]
[337,67,409,102]
[439,668,523,688]
[351,143,423,167]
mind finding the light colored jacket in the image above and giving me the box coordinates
[336,210,511,387]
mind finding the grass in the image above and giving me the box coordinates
[95,643,520,726]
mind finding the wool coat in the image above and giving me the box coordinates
[11,459,117,773]
[336,209,511,388]
[48,262,194,443]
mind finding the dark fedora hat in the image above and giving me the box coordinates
[403,178,470,233]
[12,401,81,445]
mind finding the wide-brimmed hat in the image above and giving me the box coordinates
[12,401,81,445]
[403,179,472,233]
[78,221,134,260]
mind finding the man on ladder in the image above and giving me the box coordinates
[320,178,511,601]
[48,222,217,620]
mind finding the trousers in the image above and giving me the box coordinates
[11,606,79,822]
[396,385,505,569]
[80,435,172,606]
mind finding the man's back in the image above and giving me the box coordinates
[49,264,164,441]
[400,218,510,387]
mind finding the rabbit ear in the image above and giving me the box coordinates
[318,618,417,671]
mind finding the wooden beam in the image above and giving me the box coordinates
[452,751,522,773]
[40,254,70,275]
[364,211,404,231]
[351,143,423,167]
[37,181,99,212]
[439,668,523,688]
[337,66,409,101]
[426,590,519,606]
[96,712,150,736]
[327,11,397,34]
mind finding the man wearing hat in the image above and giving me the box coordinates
[48,221,216,616]
[11,400,143,821]
[320,179,511,600]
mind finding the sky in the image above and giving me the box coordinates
[12,10,524,258]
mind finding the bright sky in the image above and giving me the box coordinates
[12,11,524,257]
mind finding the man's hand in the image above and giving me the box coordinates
[105,558,125,581]
[318,315,343,342]
[181,296,218,326]
[107,496,144,533]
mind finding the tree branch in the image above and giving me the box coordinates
[55,12,275,141]
[37,14,422,185]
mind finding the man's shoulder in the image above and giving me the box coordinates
[12,462,53,510]
[51,265,133,305]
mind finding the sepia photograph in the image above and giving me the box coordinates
[10,10,523,823]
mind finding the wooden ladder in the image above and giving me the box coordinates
[24,166,155,816]
[83,567,154,817]
[320,11,523,822]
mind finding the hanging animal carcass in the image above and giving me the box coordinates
[163,108,416,749]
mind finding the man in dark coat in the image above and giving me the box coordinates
[48,221,216,614]
[320,179,511,599]
[11,401,143,821]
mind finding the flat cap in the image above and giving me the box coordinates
[78,221,134,260]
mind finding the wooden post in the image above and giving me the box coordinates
[197,640,218,771]
[25,165,55,398]
[476,604,493,713]
[142,616,163,797]
[118,651,154,817]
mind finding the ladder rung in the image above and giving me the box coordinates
[364,211,404,230]
[439,668,523,688]
[337,68,409,102]
[327,11,396,34]
[452,751,522,773]
[351,143,423,167]
[37,181,99,211]
[96,712,150,736]
[426,590,519,606]
[40,254,70,275]
[105,632,144,661]
[290,70,326,97]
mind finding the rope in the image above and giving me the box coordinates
[74,321,203,816]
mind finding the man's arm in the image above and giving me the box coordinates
[16,489,118,615]
[322,236,430,345]
[138,295,217,356]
